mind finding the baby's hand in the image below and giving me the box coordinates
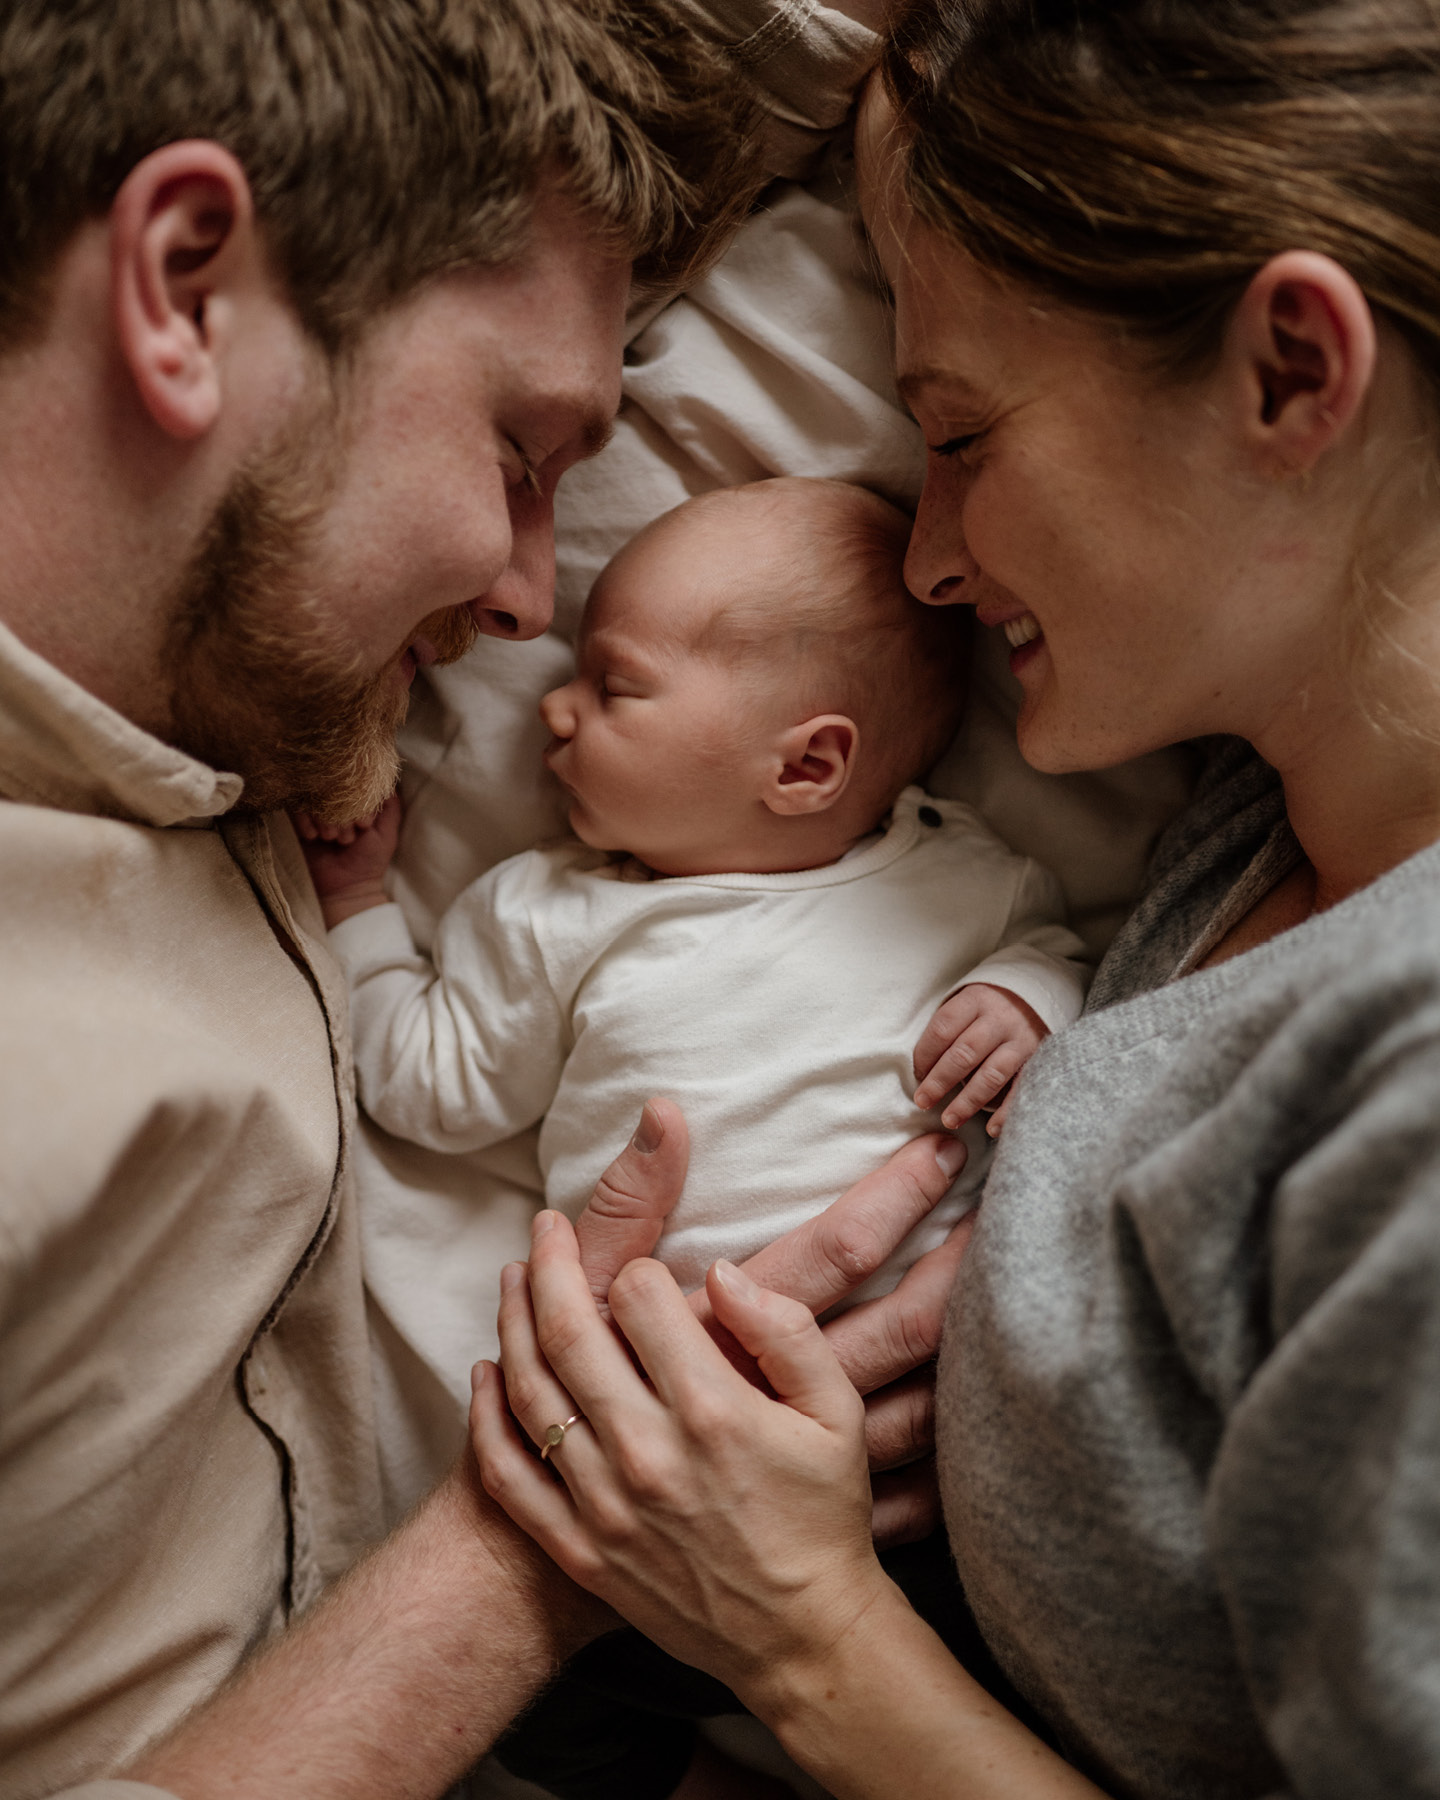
[913,982,1048,1139]
[293,792,403,928]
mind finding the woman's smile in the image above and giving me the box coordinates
[1003,614,1041,650]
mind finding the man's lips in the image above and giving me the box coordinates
[396,635,442,687]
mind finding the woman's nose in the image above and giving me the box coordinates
[905,487,983,607]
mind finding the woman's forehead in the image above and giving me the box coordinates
[893,221,1117,412]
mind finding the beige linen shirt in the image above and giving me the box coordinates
[0,620,383,1800]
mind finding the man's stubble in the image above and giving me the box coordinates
[164,392,480,820]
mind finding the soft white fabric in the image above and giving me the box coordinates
[338,789,1086,1301]
[362,164,1197,1517]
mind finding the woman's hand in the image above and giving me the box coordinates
[472,1218,1110,1800]
[472,1214,894,1701]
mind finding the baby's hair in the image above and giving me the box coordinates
[683,478,970,808]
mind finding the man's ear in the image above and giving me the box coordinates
[1227,250,1377,476]
[762,715,858,816]
[109,140,260,440]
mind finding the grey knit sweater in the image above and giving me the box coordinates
[938,740,1440,1800]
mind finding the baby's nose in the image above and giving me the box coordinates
[539,684,575,736]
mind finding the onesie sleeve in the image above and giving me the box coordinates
[953,857,1092,1034]
[329,856,567,1153]
[1205,979,1440,1798]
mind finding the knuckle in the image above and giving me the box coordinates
[614,1441,676,1506]
[889,1290,944,1365]
[501,1370,546,1422]
[477,1455,514,1504]
[583,1488,637,1547]
[589,1168,653,1221]
[680,1387,731,1440]
[819,1214,890,1287]
[535,1308,587,1368]
[608,1257,672,1311]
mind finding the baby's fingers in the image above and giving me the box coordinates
[912,995,983,1086]
[941,1043,1027,1129]
[914,1018,1007,1112]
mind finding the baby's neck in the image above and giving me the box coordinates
[638,802,887,880]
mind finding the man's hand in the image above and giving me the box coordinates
[913,982,1049,1137]
[565,1098,971,1544]
[293,792,403,928]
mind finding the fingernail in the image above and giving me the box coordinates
[630,1102,662,1155]
[941,1110,957,1129]
[532,1211,557,1239]
[936,1137,967,1179]
[471,1359,492,1392]
[712,1258,759,1299]
[500,1261,525,1292]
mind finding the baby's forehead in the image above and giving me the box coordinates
[582,482,909,659]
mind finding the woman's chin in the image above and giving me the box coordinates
[1017,701,1171,776]
[1014,693,1107,775]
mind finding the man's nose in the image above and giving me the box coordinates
[473,503,558,642]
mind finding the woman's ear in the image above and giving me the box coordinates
[109,140,260,440]
[762,715,858,816]
[1227,250,1377,476]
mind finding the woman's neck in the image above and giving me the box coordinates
[1251,596,1440,911]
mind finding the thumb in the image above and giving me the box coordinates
[706,1259,859,1433]
[574,1097,689,1307]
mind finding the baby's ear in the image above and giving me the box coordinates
[763,715,858,815]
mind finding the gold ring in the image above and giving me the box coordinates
[539,1414,582,1462]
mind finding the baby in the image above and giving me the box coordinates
[301,476,1087,1800]
[307,477,1086,1292]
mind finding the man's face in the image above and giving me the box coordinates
[167,191,628,817]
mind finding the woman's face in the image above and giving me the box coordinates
[896,223,1332,774]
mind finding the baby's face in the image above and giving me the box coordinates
[539,518,778,875]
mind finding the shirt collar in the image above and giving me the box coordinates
[0,616,243,827]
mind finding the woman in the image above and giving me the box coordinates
[471,2,1440,1794]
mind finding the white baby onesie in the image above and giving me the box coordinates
[332,787,1089,1297]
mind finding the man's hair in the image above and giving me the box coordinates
[0,0,763,354]
[688,478,971,807]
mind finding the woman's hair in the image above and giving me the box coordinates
[884,0,1440,398]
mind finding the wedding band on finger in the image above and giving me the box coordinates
[539,1413,583,1462]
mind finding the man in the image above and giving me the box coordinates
[0,4,960,1796]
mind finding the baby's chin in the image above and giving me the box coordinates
[565,797,628,853]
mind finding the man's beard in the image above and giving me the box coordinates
[163,405,480,820]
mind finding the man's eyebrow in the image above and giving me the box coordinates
[895,365,987,410]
